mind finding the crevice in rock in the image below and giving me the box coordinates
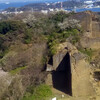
[52,53,72,96]
[48,56,53,65]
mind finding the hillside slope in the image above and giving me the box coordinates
[0,11,100,100]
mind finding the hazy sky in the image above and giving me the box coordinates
[0,0,35,2]
[0,0,67,3]
[0,0,59,3]
[1,0,67,2]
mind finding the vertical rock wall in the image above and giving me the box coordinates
[71,53,96,96]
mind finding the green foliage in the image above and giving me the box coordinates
[42,56,48,65]
[70,29,79,35]
[24,38,31,44]
[62,29,79,38]
[33,84,52,100]
[79,48,94,61]
[22,95,34,100]
[64,29,80,45]
[0,35,8,58]
[22,84,52,100]
[48,40,58,55]
[47,33,59,55]
[24,29,32,44]
[0,20,25,34]
[10,66,26,75]
[26,85,36,94]
[0,49,8,59]
[0,35,4,47]
[47,28,80,55]
[49,11,69,23]
[71,36,80,45]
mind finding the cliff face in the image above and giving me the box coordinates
[92,19,100,38]
[71,11,100,50]
[71,11,100,38]
[81,11,100,39]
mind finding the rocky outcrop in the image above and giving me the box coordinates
[80,37,100,50]
[71,54,95,96]
[46,42,96,97]
[71,11,100,50]
[72,11,100,38]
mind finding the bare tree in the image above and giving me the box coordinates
[58,18,81,30]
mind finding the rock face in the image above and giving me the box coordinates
[71,54,95,96]
[92,20,100,38]
[80,37,100,50]
[71,11,100,38]
[46,42,95,97]
[71,11,100,50]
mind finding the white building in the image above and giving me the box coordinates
[84,1,93,4]
[49,8,54,12]
[41,10,48,14]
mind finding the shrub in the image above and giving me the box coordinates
[22,84,52,100]
[47,28,80,55]
[48,34,58,56]
[0,20,25,34]
[41,56,48,66]
[58,18,81,30]
[49,11,69,23]
[79,48,94,61]
[33,84,52,100]
[0,49,8,59]
[71,36,80,45]
[10,66,26,75]
[24,29,32,44]
[48,40,58,56]
[0,35,8,58]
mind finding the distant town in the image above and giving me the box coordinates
[0,0,100,14]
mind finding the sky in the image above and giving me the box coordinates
[0,0,36,3]
[0,0,66,3]
[0,0,67,3]
[0,0,67,10]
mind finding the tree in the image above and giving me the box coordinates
[58,18,81,30]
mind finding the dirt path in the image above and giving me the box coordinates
[51,87,100,100]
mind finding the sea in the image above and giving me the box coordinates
[65,7,100,12]
[76,8,100,12]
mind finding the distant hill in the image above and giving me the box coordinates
[4,1,84,12]
[62,1,83,8]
